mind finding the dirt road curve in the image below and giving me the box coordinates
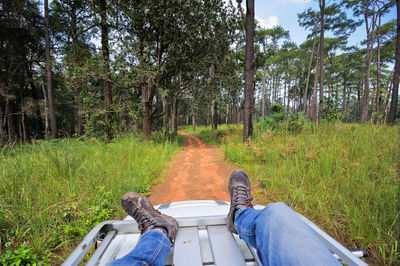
[148,131,237,205]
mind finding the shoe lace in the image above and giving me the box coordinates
[132,209,156,232]
[233,185,253,207]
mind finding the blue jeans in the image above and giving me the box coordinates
[109,229,171,266]
[235,202,341,266]
[110,203,340,265]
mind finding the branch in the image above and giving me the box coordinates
[72,24,97,41]
[152,111,165,119]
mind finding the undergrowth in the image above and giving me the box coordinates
[0,136,181,264]
[187,122,399,265]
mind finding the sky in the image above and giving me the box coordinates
[244,0,397,47]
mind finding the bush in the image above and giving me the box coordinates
[320,96,342,122]
[286,113,306,134]
[270,103,284,113]
[372,112,384,124]
[0,243,48,266]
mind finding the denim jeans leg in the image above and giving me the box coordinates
[235,202,341,266]
[108,229,171,266]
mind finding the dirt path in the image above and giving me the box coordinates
[148,131,237,205]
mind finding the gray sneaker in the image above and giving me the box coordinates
[122,192,178,243]
[227,170,253,234]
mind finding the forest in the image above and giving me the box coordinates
[0,0,398,143]
[0,0,399,265]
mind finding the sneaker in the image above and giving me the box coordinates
[227,170,253,234]
[121,192,178,243]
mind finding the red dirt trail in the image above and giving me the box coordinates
[148,131,237,205]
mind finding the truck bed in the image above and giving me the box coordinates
[63,200,367,266]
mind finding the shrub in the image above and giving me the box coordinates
[0,243,48,266]
[286,113,306,134]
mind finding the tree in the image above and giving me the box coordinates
[98,0,113,138]
[241,0,255,142]
[44,0,57,138]
[255,25,289,118]
[52,0,96,136]
[343,0,389,121]
[318,0,325,122]
[388,0,399,123]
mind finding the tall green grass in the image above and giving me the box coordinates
[189,123,399,265]
[0,136,181,263]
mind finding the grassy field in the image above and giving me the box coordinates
[0,135,183,264]
[185,122,399,265]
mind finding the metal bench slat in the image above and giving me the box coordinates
[207,225,246,266]
[198,229,214,264]
[87,230,116,266]
[98,234,127,265]
[173,227,203,266]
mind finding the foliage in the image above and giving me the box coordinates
[320,96,342,122]
[0,242,48,266]
[189,123,400,265]
[286,112,306,133]
[61,187,114,239]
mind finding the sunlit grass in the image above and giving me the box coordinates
[0,136,181,263]
[187,122,399,265]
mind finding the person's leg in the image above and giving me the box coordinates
[226,170,340,266]
[108,229,171,266]
[235,203,341,266]
[108,192,178,266]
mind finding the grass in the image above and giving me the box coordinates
[186,122,399,265]
[0,135,182,264]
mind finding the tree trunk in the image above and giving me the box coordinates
[293,78,297,113]
[192,96,196,131]
[162,91,168,130]
[211,99,218,130]
[318,0,325,122]
[283,77,287,110]
[44,0,57,138]
[142,76,156,139]
[0,105,3,145]
[303,37,317,114]
[6,101,14,143]
[286,78,291,113]
[235,70,240,123]
[375,13,382,113]
[243,0,255,142]
[77,88,84,136]
[211,101,214,129]
[41,81,49,140]
[357,81,362,118]
[342,77,347,116]
[384,85,392,123]
[99,0,112,138]
[361,5,377,122]
[21,111,27,143]
[388,0,400,123]
[262,64,267,118]
[310,56,320,122]
[172,97,178,135]
[143,102,152,140]
[69,3,84,136]
[206,105,209,127]
[226,102,229,124]
[266,79,271,116]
